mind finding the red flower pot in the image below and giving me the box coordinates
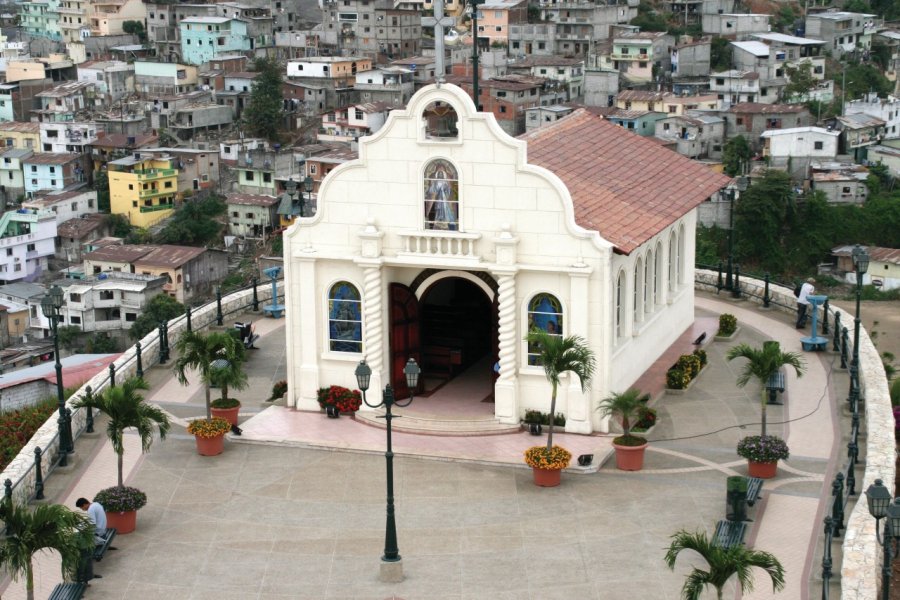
[105,509,137,534]
[211,405,240,426]
[195,433,225,456]
[532,467,562,487]
[613,442,648,471]
[748,460,778,479]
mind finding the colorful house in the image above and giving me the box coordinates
[179,17,250,66]
[108,155,178,228]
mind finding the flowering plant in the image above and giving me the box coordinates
[677,354,702,379]
[632,406,657,432]
[666,368,691,390]
[271,380,288,400]
[718,314,738,336]
[187,417,231,439]
[524,445,572,470]
[316,386,362,413]
[736,435,790,463]
[94,485,147,512]
[693,348,708,367]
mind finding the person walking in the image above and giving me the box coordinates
[796,277,815,328]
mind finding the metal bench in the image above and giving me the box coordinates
[766,371,786,405]
[48,582,86,600]
[746,477,764,507]
[714,519,747,548]
[93,527,117,562]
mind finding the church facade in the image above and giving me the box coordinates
[283,83,729,433]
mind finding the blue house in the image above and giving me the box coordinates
[179,17,250,66]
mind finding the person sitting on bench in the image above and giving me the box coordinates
[75,497,106,545]
[233,322,259,349]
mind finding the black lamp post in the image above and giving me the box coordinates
[303,175,314,217]
[866,479,900,600]
[725,176,749,292]
[465,0,484,107]
[284,179,298,219]
[354,358,421,579]
[850,244,869,399]
[40,285,72,466]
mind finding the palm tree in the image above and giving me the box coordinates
[524,329,596,450]
[209,358,249,404]
[73,377,170,488]
[173,331,245,420]
[664,529,785,600]
[726,341,805,437]
[0,500,94,600]
[596,389,647,442]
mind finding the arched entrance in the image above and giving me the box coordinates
[389,271,498,405]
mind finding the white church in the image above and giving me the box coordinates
[282,82,730,433]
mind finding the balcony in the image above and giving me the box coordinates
[139,202,175,213]
[134,168,176,178]
[611,51,649,61]
[56,6,83,14]
[398,230,482,264]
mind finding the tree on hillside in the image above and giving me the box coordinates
[835,63,892,104]
[784,62,817,101]
[93,170,110,213]
[733,170,794,273]
[245,57,284,143]
[630,2,667,31]
[122,20,146,43]
[710,37,732,72]
[722,136,750,176]
[129,294,185,340]
[154,194,226,246]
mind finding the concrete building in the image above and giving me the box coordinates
[179,17,251,66]
[0,149,33,201]
[57,0,90,43]
[132,245,228,303]
[22,189,98,227]
[0,208,56,284]
[0,281,50,334]
[654,113,725,159]
[33,81,96,122]
[535,2,637,56]
[39,122,98,156]
[709,70,762,107]
[168,103,235,141]
[134,61,199,96]
[506,55,584,100]
[844,94,900,140]
[476,0,527,46]
[525,104,574,132]
[605,109,667,137]
[810,165,869,205]
[107,154,178,228]
[76,60,134,105]
[56,212,109,263]
[805,10,881,59]
[868,144,900,177]
[668,0,733,27]
[226,193,279,239]
[20,0,62,41]
[608,31,674,84]
[671,38,711,79]
[318,102,392,144]
[318,0,421,60]
[582,68,618,107]
[89,0,146,37]
[701,13,770,38]
[617,90,718,115]
[0,122,40,151]
[834,112,886,161]
[833,245,900,290]
[22,153,83,196]
[724,103,812,151]
[61,271,166,332]
[145,147,220,195]
[354,67,415,106]
[89,133,159,171]
[759,127,840,178]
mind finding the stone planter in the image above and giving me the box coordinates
[714,327,741,342]
[666,365,706,396]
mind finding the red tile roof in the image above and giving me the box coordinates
[523,109,731,254]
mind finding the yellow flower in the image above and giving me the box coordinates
[524,445,572,470]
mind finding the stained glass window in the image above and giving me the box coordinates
[527,293,563,366]
[423,158,459,231]
[328,281,362,353]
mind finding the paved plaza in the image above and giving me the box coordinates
[0,291,847,599]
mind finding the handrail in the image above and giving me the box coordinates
[0,278,285,507]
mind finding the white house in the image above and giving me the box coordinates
[282,83,729,433]
[0,209,56,284]
[844,94,900,140]
[760,126,839,177]
[22,189,98,226]
[22,153,84,196]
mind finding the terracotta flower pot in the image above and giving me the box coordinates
[211,404,240,426]
[613,442,649,471]
[195,433,226,456]
[532,467,562,487]
[748,460,778,479]
[105,509,137,534]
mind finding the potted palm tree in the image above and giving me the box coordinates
[174,330,244,455]
[522,329,596,487]
[596,389,650,471]
[0,500,94,600]
[72,377,170,533]
[665,529,785,600]
[208,354,248,426]
[726,341,805,478]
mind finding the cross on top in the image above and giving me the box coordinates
[422,0,454,84]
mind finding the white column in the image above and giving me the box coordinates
[360,261,385,406]
[565,266,593,434]
[493,224,520,424]
[294,246,319,410]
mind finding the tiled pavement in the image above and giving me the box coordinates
[0,291,844,599]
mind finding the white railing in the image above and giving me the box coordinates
[398,230,481,260]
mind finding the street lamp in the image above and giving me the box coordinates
[303,175,314,217]
[866,479,900,600]
[725,176,749,293]
[850,244,869,402]
[284,179,298,219]
[354,357,421,582]
[40,285,72,466]
[465,0,484,107]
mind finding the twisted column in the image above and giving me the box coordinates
[363,265,384,374]
[497,273,516,381]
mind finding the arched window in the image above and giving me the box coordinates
[328,281,362,353]
[677,224,686,285]
[655,241,663,305]
[423,158,459,231]
[423,100,459,139]
[615,270,625,341]
[633,258,643,325]
[527,293,563,365]
[668,234,676,293]
[643,250,652,315]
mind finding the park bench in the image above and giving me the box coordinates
[746,477,764,507]
[93,527,117,562]
[713,519,747,548]
[48,582,86,600]
[766,371,786,405]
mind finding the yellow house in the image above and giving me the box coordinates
[108,154,178,228]
[0,122,41,150]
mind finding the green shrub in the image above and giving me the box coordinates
[271,380,287,400]
[632,406,657,432]
[718,314,737,336]
[677,354,702,379]
[693,348,708,367]
[0,399,57,471]
[666,368,690,390]
[523,409,566,426]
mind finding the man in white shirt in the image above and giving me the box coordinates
[76,497,107,544]
[796,277,815,328]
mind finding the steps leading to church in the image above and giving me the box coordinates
[353,410,521,436]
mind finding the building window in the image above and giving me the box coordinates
[423,158,459,231]
[328,281,362,352]
[814,141,824,150]
[526,293,563,365]
[70,316,81,324]
[633,258,643,324]
[615,270,625,341]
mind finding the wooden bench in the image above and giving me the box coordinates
[422,345,462,381]
[746,477,764,507]
[93,527,117,562]
[48,582,86,600]
[766,371,786,405]
[714,519,747,548]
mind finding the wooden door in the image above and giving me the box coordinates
[389,283,421,398]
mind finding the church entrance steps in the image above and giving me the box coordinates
[353,410,521,436]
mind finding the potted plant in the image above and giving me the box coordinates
[523,329,596,486]
[208,357,248,426]
[632,405,657,435]
[93,486,147,532]
[0,500,94,599]
[665,529,785,599]
[270,379,288,401]
[597,389,650,471]
[726,341,805,437]
[72,378,169,534]
[187,417,232,456]
[316,385,362,418]
[716,314,738,339]
[736,434,790,478]
[666,367,690,391]
[523,445,572,486]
